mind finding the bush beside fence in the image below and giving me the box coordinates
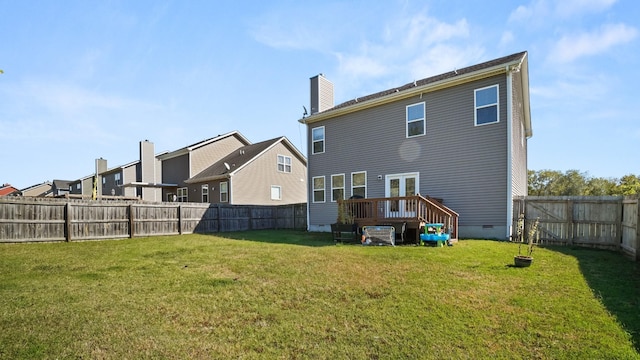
[0,197,307,243]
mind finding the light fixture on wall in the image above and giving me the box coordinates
[378,175,383,180]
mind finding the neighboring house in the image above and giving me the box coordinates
[20,181,52,197]
[61,131,307,205]
[157,131,251,202]
[51,180,71,197]
[101,140,167,202]
[114,140,170,202]
[0,183,20,196]
[68,175,95,198]
[185,136,307,205]
[299,51,532,239]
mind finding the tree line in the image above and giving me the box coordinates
[528,170,640,196]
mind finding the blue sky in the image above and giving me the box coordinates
[1,0,638,189]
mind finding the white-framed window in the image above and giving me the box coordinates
[270,185,282,200]
[475,84,499,126]
[220,182,228,203]
[312,176,325,203]
[202,184,209,203]
[331,174,345,202]
[277,155,292,173]
[102,177,106,184]
[76,183,81,190]
[312,126,325,154]
[406,102,426,137]
[115,173,121,186]
[177,187,188,202]
[351,171,366,198]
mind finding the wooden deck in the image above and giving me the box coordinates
[341,195,459,244]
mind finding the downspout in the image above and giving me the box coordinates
[305,126,311,231]
[228,174,233,204]
[505,67,514,240]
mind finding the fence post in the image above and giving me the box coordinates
[129,204,134,238]
[566,199,574,246]
[178,205,183,235]
[65,202,71,242]
[636,199,640,262]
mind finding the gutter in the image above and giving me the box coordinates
[299,60,520,124]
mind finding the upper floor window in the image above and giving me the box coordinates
[406,102,426,138]
[475,85,499,126]
[202,185,209,203]
[331,174,345,202]
[312,126,325,154]
[277,155,292,173]
[220,182,228,203]
[351,171,366,198]
[177,187,188,202]
[312,176,325,203]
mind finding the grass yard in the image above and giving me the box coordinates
[1,230,640,359]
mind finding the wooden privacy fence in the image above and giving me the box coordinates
[0,197,307,243]
[513,196,640,260]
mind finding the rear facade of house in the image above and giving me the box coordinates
[301,52,531,239]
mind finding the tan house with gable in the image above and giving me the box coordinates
[185,136,307,205]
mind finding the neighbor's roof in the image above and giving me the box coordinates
[157,130,251,161]
[0,184,20,196]
[300,51,531,137]
[185,136,305,184]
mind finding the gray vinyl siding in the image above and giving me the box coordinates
[308,74,510,230]
[162,154,190,201]
[191,136,246,177]
[232,142,307,205]
[511,71,528,198]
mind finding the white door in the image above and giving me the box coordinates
[385,173,418,218]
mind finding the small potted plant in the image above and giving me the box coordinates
[514,215,539,268]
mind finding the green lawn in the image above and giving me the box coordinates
[1,230,639,359]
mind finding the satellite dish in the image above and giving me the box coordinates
[224,162,231,171]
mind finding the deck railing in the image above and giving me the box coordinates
[341,195,459,239]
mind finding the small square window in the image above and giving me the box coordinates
[277,155,292,173]
[271,185,282,200]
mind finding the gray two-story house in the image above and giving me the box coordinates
[300,51,532,239]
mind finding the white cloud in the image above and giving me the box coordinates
[555,0,617,17]
[509,0,616,23]
[336,13,474,81]
[407,45,485,81]
[548,23,637,63]
[335,53,388,78]
[500,31,515,47]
